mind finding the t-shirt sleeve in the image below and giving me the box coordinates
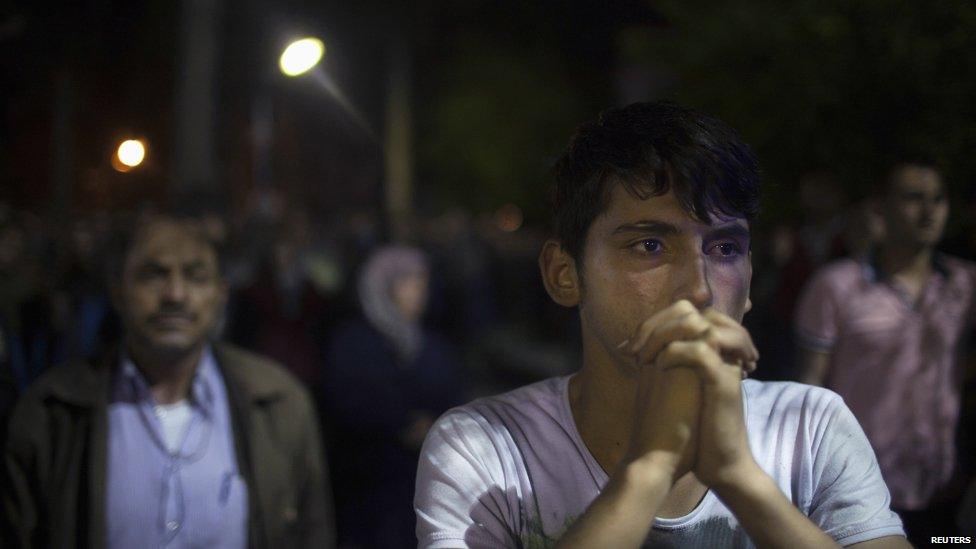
[414,410,520,549]
[794,267,842,351]
[807,394,905,546]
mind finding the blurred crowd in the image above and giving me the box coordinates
[0,196,581,403]
[1,162,976,547]
[0,190,580,548]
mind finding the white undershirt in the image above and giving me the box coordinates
[153,400,193,453]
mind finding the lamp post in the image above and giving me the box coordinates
[271,34,411,238]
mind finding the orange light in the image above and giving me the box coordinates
[113,139,146,172]
[494,203,523,232]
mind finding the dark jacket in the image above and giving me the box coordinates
[0,342,335,548]
[322,319,461,548]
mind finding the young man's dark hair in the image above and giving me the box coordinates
[551,101,761,263]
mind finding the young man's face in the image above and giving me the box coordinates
[575,185,753,364]
[882,165,948,248]
[115,218,226,361]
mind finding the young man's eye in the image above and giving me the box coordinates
[632,239,663,254]
[709,242,743,257]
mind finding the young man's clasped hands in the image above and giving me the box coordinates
[621,300,759,497]
[556,298,856,549]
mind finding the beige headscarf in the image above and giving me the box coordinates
[357,246,427,363]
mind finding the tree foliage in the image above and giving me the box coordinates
[622,0,976,221]
[417,37,586,222]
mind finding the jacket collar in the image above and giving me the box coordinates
[212,343,289,404]
[46,350,114,408]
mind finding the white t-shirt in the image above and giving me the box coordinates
[415,376,905,548]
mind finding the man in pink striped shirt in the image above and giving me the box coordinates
[796,160,976,544]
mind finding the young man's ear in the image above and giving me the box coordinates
[539,239,581,307]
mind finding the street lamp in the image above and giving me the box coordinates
[276,35,374,140]
[279,37,325,77]
[112,138,147,172]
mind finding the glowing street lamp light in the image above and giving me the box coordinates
[117,139,146,166]
[112,138,147,172]
[279,37,325,77]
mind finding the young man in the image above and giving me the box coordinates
[415,102,908,547]
[1,210,334,548]
[796,161,976,542]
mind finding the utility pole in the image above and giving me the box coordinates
[384,35,413,240]
[173,0,222,194]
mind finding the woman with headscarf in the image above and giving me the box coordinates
[322,245,462,548]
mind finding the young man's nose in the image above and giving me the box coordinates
[671,255,713,310]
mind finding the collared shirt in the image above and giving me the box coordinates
[795,253,976,510]
[106,346,249,548]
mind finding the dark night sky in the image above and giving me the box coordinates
[0,1,657,214]
[2,1,974,232]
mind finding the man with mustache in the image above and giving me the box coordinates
[796,161,976,544]
[414,102,908,547]
[1,210,334,548]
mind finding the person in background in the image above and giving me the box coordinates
[414,102,906,548]
[796,160,976,544]
[0,216,66,394]
[227,210,334,389]
[1,207,334,548]
[60,214,115,362]
[772,171,849,325]
[323,245,461,549]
